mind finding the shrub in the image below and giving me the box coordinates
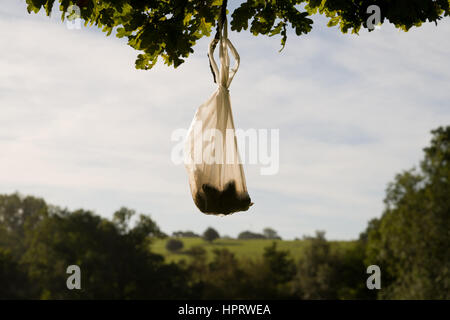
[203,227,220,242]
[166,239,184,253]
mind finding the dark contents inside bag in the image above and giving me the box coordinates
[194,181,252,215]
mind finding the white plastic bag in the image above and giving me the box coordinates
[184,19,252,215]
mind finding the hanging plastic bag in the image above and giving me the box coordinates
[184,18,252,215]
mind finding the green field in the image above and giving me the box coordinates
[151,237,356,263]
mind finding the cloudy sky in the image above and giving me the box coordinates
[1,1,449,240]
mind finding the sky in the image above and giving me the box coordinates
[0,1,449,240]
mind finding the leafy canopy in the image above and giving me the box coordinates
[25,0,450,69]
[365,126,450,299]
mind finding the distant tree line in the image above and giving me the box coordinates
[0,126,448,299]
[171,227,282,242]
[237,228,281,240]
[172,231,200,238]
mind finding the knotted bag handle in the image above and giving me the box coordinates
[225,37,240,87]
[208,18,240,88]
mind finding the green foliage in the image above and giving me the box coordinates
[230,0,313,51]
[235,243,297,299]
[113,206,166,240]
[203,227,220,242]
[293,231,374,299]
[263,242,296,285]
[184,245,207,259]
[0,249,31,299]
[198,249,248,298]
[185,244,297,299]
[26,0,220,69]
[238,230,266,239]
[22,208,190,299]
[0,196,190,299]
[0,193,48,259]
[24,1,450,69]
[305,0,450,33]
[263,227,281,239]
[166,238,184,252]
[365,126,450,299]
[152,236,349,263]
[172,230,200,238]
[294,231,338,299]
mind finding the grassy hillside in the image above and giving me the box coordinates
[151,237,356,263]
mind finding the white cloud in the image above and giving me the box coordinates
[0,1,449,239]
